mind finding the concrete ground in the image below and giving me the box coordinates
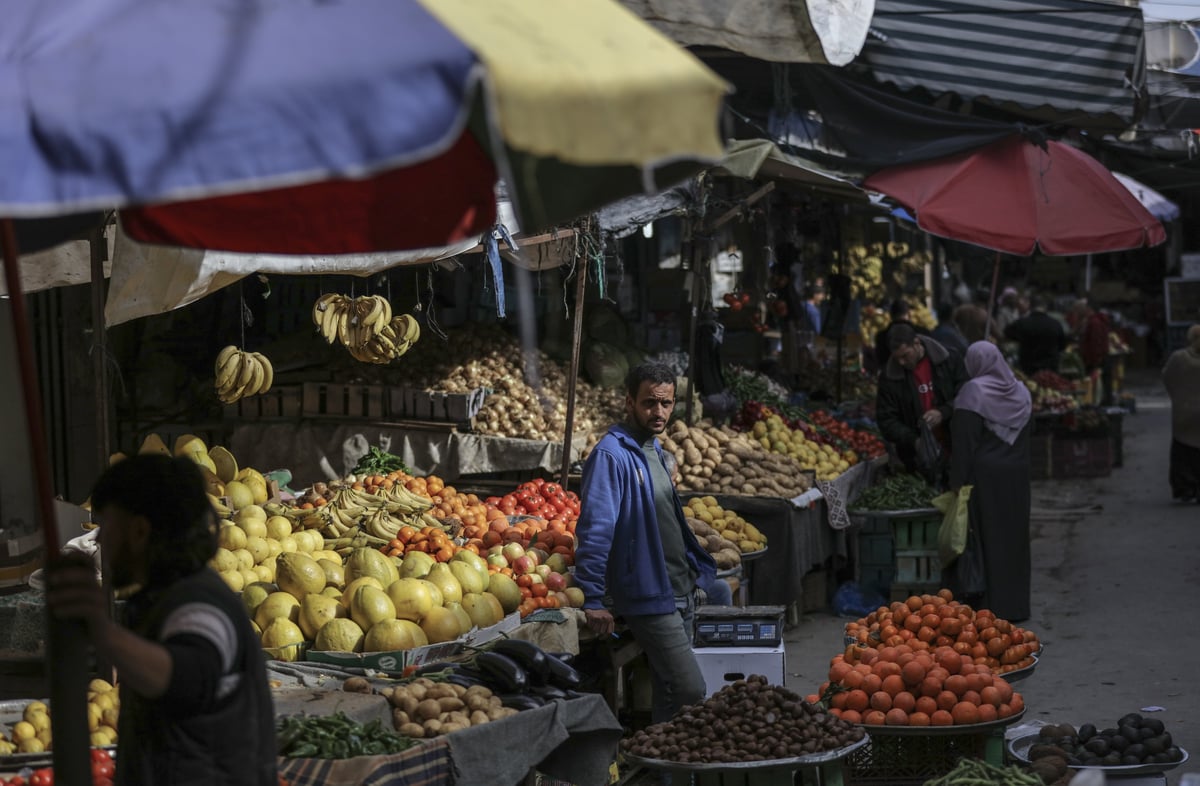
[782,369,1200,784]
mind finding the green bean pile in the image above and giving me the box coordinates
[850,473,937,511]
[277,712,417,759]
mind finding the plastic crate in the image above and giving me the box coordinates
[858,533,894,567]
[894,552,940,584]
[842,729,1001,786]
[860,565,895,599]
[1052,436,1112,479]
[891,515,941,551]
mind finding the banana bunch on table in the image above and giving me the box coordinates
[311,293,420,364]
[214,346,274,403]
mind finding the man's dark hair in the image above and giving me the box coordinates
[625,362,677,398]
[92,454,218,587]
[888,322,920,351]
[936,302,954,323]
[890,299,911,319]
[1031,295,1050,312]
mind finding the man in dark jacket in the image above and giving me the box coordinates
[1004,295,1066,375]
[47,456,277,786]
[876,325,969,475]
[575,363,717,724]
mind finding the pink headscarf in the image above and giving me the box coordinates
[954,342,1032,445]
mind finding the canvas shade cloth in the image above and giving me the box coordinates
[0,0,727,254]
[862,134,1167,257]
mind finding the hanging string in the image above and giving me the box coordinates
[239,282,252,349]
[426,268,447,340]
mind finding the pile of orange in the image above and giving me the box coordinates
[843,590,1040,675]
[808,642,1025,727]
[381,525,458,562]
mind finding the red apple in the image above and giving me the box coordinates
[512,555,536,575]
[544,571,567,592]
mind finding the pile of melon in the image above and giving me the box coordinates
[809,642,1025,727]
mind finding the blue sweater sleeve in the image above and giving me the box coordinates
[573,447,623,610]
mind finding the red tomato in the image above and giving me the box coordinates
[92,760,115,779]
[30,770,52,786]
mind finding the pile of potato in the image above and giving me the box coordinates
[344,676,519,738]
[684,497,766,569]
[660,421,813,498]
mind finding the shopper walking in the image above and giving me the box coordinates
[1163,324,1200,502]
[575,363,716,726]
[46,455,277,786]
[950,342,1033,622]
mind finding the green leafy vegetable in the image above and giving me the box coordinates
[353,446,411,476]
[276,712,418,759]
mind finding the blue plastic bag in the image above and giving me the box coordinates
[832,581,887,619]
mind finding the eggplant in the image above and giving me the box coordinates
[489,639,551,682]
[545,653,582,689]
[474,651,528,693]
[500,693,545,711]
[529,684,568,701]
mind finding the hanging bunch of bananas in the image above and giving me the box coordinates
[311,293,420,364]
[903,295,937,331]
[214,346,274,403]
[844,245,886,302]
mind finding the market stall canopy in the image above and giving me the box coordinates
[859,0,1146,131]
[715,139,866,201]
[621,0,875,65]
[0,0,728,254]
[1112,172,1181,222]
[862,134,1167,257]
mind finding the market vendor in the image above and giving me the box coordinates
[574,363,716,726]
[46,455,278,786]
[875,325,968,479]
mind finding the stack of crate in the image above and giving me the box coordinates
[889,511,943,601]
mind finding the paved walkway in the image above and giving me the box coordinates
[782,370,1199,783]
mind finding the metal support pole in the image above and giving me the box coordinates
[90,227,110,472]
[685,232,701,425]
[559,258,588,488]
[1,219,91,786]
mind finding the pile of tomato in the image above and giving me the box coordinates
[2,749,115,786]
[484,479,580,525]
[807,410,886,459]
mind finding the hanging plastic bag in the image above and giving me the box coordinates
[953,524,987,597]
[933,485,973,565]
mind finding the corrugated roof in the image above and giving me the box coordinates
[862,0,1144,124]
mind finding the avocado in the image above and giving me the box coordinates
[1085,738,1110,757]
[1119,713,1142,727]
[1165,746,1183,762]
[1120,725,1141,743]
[1121,754,1142,766]
[1143,735,1165,756]
[1039,725,1063,739]
[1108,734,1128,752]
[1139,726,1156,740]
[1101,752,1123,766]
[1125,744,1145,759]
[1077,723,1097,742]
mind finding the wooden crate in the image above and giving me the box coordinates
[302,383,385,418]
[223,386,303,420]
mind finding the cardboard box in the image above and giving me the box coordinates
[692,645,786,696]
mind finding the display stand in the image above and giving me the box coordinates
[624,736,868,786]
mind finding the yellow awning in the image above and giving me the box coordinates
[424,0,730,168]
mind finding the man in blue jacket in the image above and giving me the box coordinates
[575,363,717,725]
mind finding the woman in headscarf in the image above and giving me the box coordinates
[1163,324,1200,503]
[949,342,1034,621]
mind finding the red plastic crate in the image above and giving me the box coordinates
[1051,436,1112,479]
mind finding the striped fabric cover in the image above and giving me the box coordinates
[278,736,451,786]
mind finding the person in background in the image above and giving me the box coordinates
[1163,324,1200,503]
[993,287,1022,335]
[574,363,717,726]
[952,302,999,345]
[1004,294,1067,375]
[876,324,968,477]
[874,298,931,368]
[46,455,277,786]
[931,302,969,358]
[802,283,826,336]
[1073,300,1114,405]
[949,342,1033,621]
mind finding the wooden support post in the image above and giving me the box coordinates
[560,258,588,488]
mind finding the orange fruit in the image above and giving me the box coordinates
[915,696,938,716]
[944,675,968,697]
[869,691,892,712]
[863,710,887,726]
[841,709,862,724]
[878,646,899,663]
[930,710,954,726]
[1009,693,1025,713]
[843,670,865,690]
[884,708,909,726]
[918,677,943,698]
[805,694,821,705]
[994,680,1014,704]
[909,711,931,726]
[962,690,982,706]
[881,675,906,697]
[937,651,963,675]
[936,691,958,712]
[901,660,927,687]
[862,674,883,694]
[829,661,853,683]
[951,702,980,725]
[977,704,998,723]
[874,661,901,679]
[905,596,923,611]
[891,691,916,714]
[831,692,849,710]
[845,690,870,713]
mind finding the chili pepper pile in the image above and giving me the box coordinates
[850,473,937,511]
[276,712,417,759]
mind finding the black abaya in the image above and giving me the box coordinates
[949,410,1032,621]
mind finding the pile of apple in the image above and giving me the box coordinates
[482,539,583,618]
